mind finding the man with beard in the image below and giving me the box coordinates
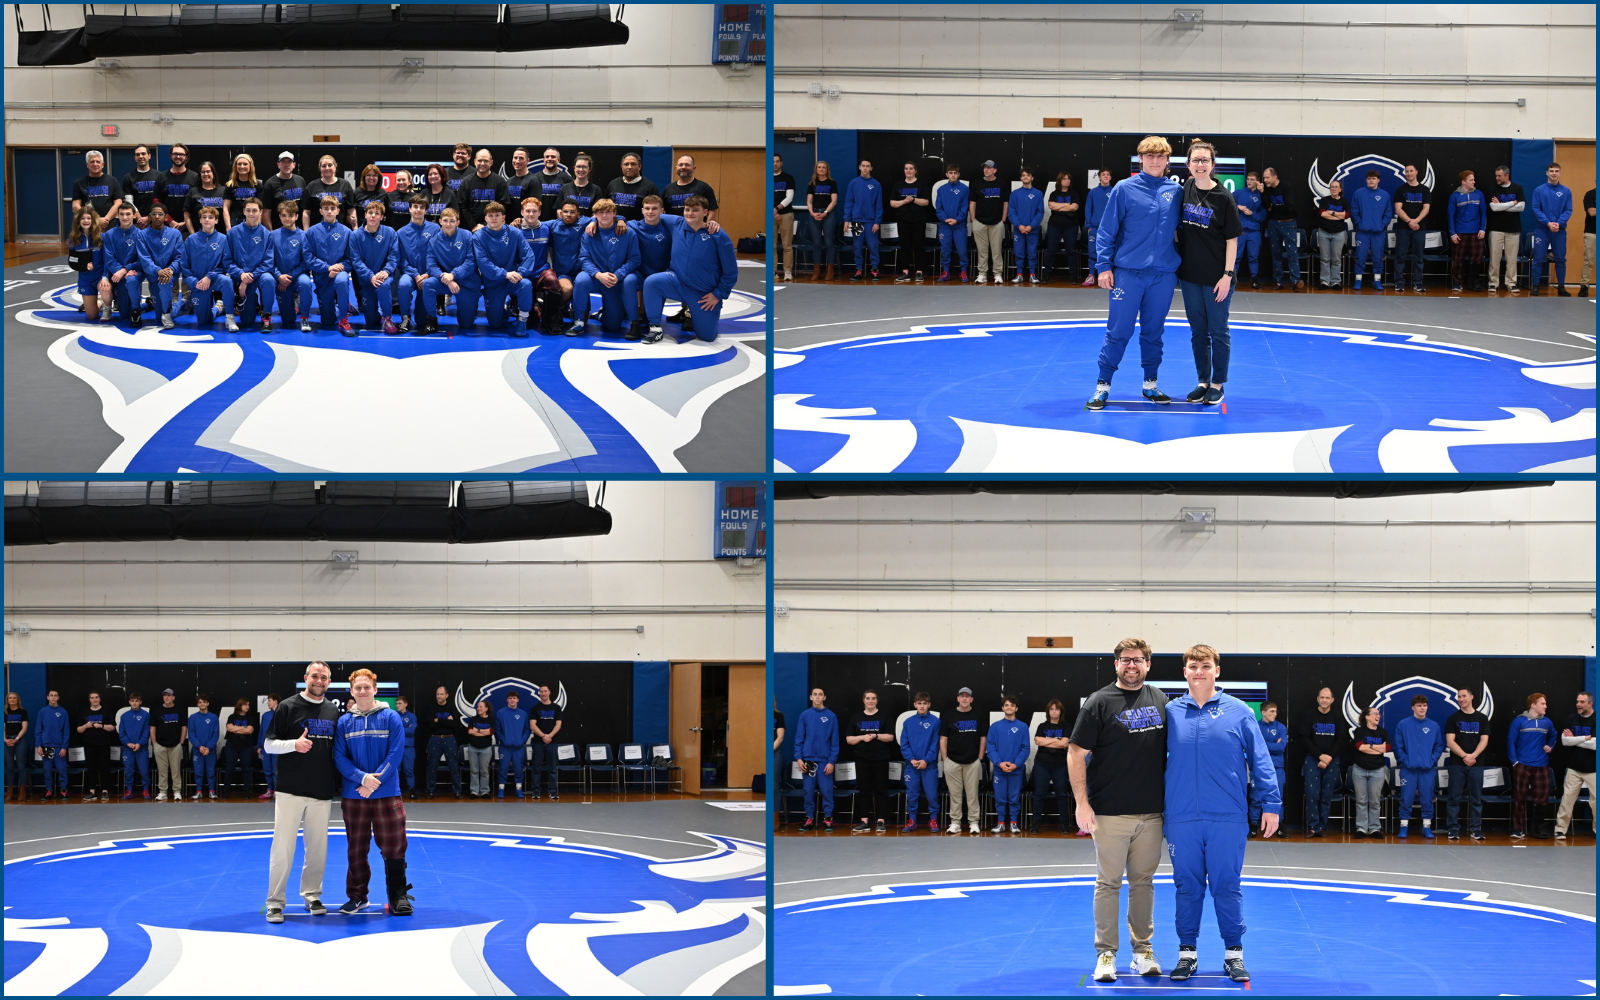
[663,154,718,221]
[608,152,660,222]
[262,661,342,924]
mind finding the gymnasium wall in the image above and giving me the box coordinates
[775,5,1597,140]
[774,481,1596,658]
[3,480,766,663]
[3,4,764,148]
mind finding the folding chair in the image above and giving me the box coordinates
[586,743,620,794]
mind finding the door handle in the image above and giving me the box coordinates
[689,726,703,732]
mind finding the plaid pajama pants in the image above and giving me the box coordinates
[341,793,408,899]
[1511,762,1551,833]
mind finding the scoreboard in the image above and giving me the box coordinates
[713,4,766,64]
[714,480,768,559]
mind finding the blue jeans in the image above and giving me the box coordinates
[1302,757,1338,831]
[1097,266,1177,383]
[1349,765,1386,833]
[498,744,525,793]
[801,212,841,267]
[1167,818,1249,950]
[1352,231,1386,279]
[4,742,25,788]
[1032,758,1071,825]
[802,760,834,819]
[1394,226,1427,286]
[222,742,253,794]
[1266,220,1301,284]
[1179,277,1233,384]
[1445,762,1484,834]
[1398,766,1436,821]
[1237,228,1262,279]
[530,741,558,795]
[904,761,939,823]
[992,768,1023,822]
[572,272,639,331]
[1528,229,1568,288]
[1250,763,1286,827]
[938,222,968,274]
[643,272,722,342]
[426,735,460,796]
[851,222,880,270]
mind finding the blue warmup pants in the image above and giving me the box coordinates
[1032,758,1071,825]
[235,271,273,323]
[145,269,177,316]
[1179,277,1233,384]
[261,746,275,790]
[1085,229,1100,275]
[108,266,144,318]
[1166,818,1250,950]
[992,768,1023,822]
[426,735,460,796]
[274,274,315,323]
[1237,228,1262,280]
[1528,230,1568,288]
[481,278,533,330]
[1013,231,1039,278]
[123,748,150,792]
[191,748,216,792]
[1097,266,1177,383]
[1398,766,1437,821]
[41,749,68,792]
[801,761,834,818]
[939,223,968,275]
[851,223,880,271]
[1352,231,1386,280]
[572,272,639,331]
[310,271,353,326]
[644,272,722,342]
[1250,764,1286,827]
[354,278,394,328]
[531,741,558,795]
[1445,763,1484,834]
[1393,226,1427,286]
[904,762,939,823]
[421,278,482,328]
[187,274,235,322]
[1302,757,1338,831]
[1266,220,1301,285]
[401,746,415,792]
[394,274,426,321]
[498,745,525,793]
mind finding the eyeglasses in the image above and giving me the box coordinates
[1189,157,1213,165]
[1115,657,1148,666]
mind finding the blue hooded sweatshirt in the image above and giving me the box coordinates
[333,705,406,799]
[667,222,738,298]
[794,706,840,764]
[119,707,151,747]
[226,221,274,279]
[843,176,883,225]
[347,223,399,283]
[1446,189,1488,235]
[1507,712,1556,767]
[900,711,940,764]
[1530,182,1574,230]
[1085,184,1114,229]
[1164,690,1281,822]
[934,180,969,226]
[986,716,1031,771]
[426,226,481,287]
[548,218,586,277]
[136,223,184,276]
[180,229,232,284]
[495,705,531,748]
[580,227,641,280]
[1008,186,1045,230]
[397,220,441,279]
[303,220,352,275]
[35,705,70,749]
[1094,171,1183,273]
[268,227,310,279]
[1392,713,1445,769]
[475,224,536,283]
[103,222,143,272]
[1347,185,1394,232]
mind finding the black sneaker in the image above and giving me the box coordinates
[853,818,871,833]
[642,324,665,344]
[1558,286,1573,296]
[305,898,327,916]
[800,818,815,832]
[1186,385,1208,403]
[850,270,863,281]
[1204,386,1224,404]
[1447,831,1460,840]
[1141,382,1171,404]
[1471,831,1486,841]
[823,818,834,832]
[871,269,880,281]
[895,272,911,283]
[338,899,367,915]
[265,907,285,924]
[1171,952,1198,981]
[1224,955,1250,982]
[1086,382,1110,410]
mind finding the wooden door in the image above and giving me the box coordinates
[1555,141,1594,285]
[671,661,702,795]
[726,661,765,789]
[672,146,766,246]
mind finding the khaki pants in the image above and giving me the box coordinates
[1091,812,1165,955]
[1556,768,1597,834]
[972,221,1006,277]
[1487,231,1520,289]
[777,211,795,275]
[266,790,333,908]
[944,758,982,824]
[1584,233,1595,285]
[152,743,184,795]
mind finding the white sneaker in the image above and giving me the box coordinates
[156,792,169,802]
[210,791,219,800]
[191,791,202,800]
[1130,947,1162,976]
[975,273,987,284]
[1094,951,1118,982]
[784,270,794,282]
[947,820,963,834]
[969,820,982,835]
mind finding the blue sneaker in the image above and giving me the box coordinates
[1398,825,1408,839]
[1141,381,1171,404]
[496,790,505,799]
[1423,825,1434,839]
[1374,279,1384,291]
[1086,382,1111,410]
[1353,277,1362,290]
[516,790,525,799]
[935,272,951,283]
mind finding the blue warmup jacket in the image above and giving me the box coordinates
[900,711,940,764]
[1094,172,1182,272]
[843,176,883,225]
[793,707,840,764]
[426,228,482,286]
[1008,187,1045,229]
[1085,185,1114,229]
[548,219,586,277]
[398,710,417,748]
[35,706,70,748]
[632,218,679,275]
[513,222,553,276]
[934,181,969,224]
[180,230,232,283]
[348,224,400,283]
[136,225,184,275]
[333,706,406,799]
[1348,186,1394,232]
[398,221,441,278]
[1259,719,1288,764]
[1164,691,1282,821]
[119,707,151,746]
[495,706,530,748]
[1508,713,1556,767]
[1233,186,1264,231]
[303,220,352,274]
[257,709,275,751]
[986,717,1031,770]
[268,228,310,278]
[226,222,273,280]
[1392,715,1445,769]
[667,223,738,298]
[103,223,143,272]
[1530,182,1574,230]
[1447,190,1488,235]
[580,227,641,279]
[188,710,219,752]
[474,225,536,282]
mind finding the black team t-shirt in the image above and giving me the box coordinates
[226,709,257,748]
[426,705,463,740]
[892,178,929,225]
[1350,725,1391,770]
[123,168,161,216]
[1049,185,1080,226]
[226,180,263,228]
[773,710,786,736]
[156,169,200,218]
[78,706,118,746]
[1176,177,1244,286]
[607,176,661,222]
[1394,183,1432,225]
[536,170,574,220]
[973,177,1007,226]
[773,171,798,215]
[1563,712,1596,772]
[152,703,187,747]
[1586,190,1597,235]
[1316,195,1350,234]
[1069,682,1169,815]
[940,707,985,765]
[266,693,341,800]
[185,185,229,232]
[1296,708,1348,761]
[806,178,838,214]
[663,178,718,217]
[848,711,897,761]
[6,707,28,739]
[445,164,474,195]
[1262,183,1297,222]
[1445,710,1490,762]
[302,177,357,225]
[531,702,562,736]
[1488,182,1526,234]
[464,713,495,749]
[259,173,307,223]
[422,187,459,226]
[73,174,125,218]
[1034,716,1070,764]
[561,181,606,217]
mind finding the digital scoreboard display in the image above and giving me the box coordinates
[714,480,767,558]
[714,4,766,64]
[1128,154,1248,194]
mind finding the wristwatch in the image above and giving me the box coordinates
[1222,268,1235,277]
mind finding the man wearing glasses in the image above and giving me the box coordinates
[1069,638,1171,984]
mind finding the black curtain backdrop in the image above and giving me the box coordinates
[855,131,1513,232]
[187,145,655,190]
[43,660,632,748]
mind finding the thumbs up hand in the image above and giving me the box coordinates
[295,727,313,753]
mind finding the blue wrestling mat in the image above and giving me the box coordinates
[21,282,765,473]
[774,317,1595,473]
[4,827,765,996]
[774,873,1596,996]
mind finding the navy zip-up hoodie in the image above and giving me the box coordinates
[986,717,1031,770]
[304,220,352,275]
[548,219,586,277]
[1008,186,1045,229]
[1233,186,1264,231]
[398,710,417,748]
[136,224,183,276]
[1259,719,1288,764]
[398,220,441,279]
[1086,184,1113,229]
[794,706,839,764]
[1447,189,1487,235]
[104,223,143,272]
[513,221,553,276]
[333,705,405,799]
[1094,171,1183,272]
[1164,690,1281,822]
[188,710,219,752]
[900,711,940,764]
[227,222,274,279]
[934,181,969,227]
[495,706,530,748]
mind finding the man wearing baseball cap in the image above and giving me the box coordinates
[970,161,1009,284]
[259,152,306,231]
[941,685,986,834]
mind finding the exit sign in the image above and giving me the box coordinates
[101,124,119,137]
[714,480,767,558]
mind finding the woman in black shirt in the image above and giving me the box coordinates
[76,690,118,801]
[1032,699,1073,832]
[1315,180,1350,289]
[4,692,27,801]
[223,154,261,232]
[185,161,228,234]
[846,689,896,832]
[1349,704,1391,836]
[464,699,495,799]
[805,161,841,281]
[1045,172,1082,283]
[422,164,459,226]
[1175,139,1242,406]
[354,164,391,228]
[222,698,257,799]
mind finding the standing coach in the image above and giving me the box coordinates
[262,661,341,924]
